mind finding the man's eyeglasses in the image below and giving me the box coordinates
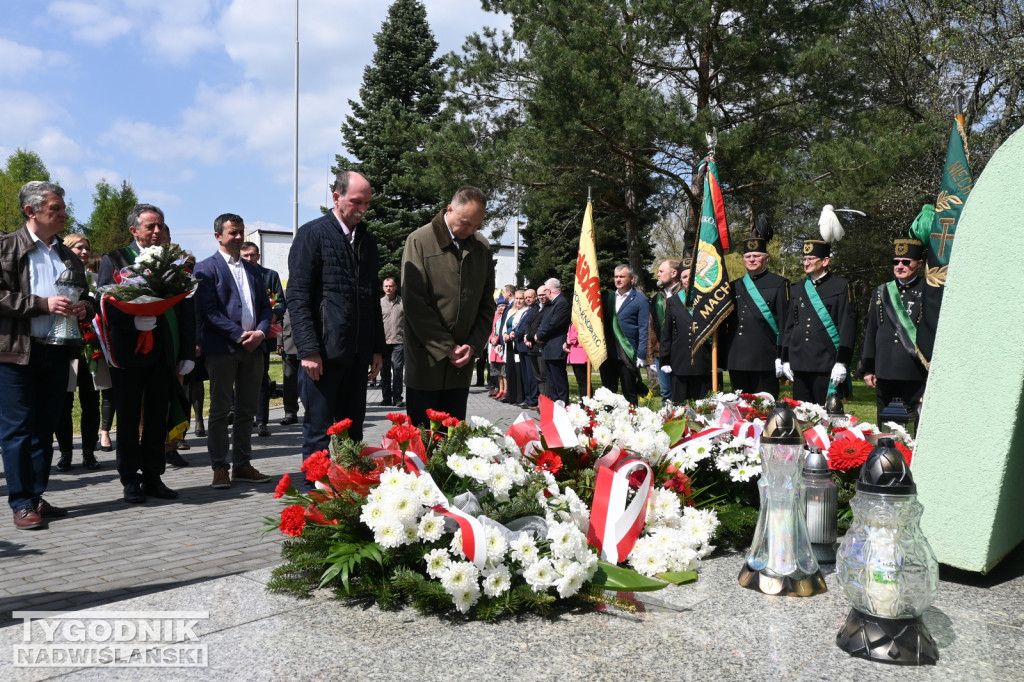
[801,257,820,263]
[893,259,914,266]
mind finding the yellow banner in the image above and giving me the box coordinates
[571,202,607,367]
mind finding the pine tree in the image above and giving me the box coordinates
[334,0,446,284]
[86,179,138,257]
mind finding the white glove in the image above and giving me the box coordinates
[636,358,645,368]
[781,362,794,381]
[660,364,672,374]
[830,363,848,384]
[774,358,785,379]
[177,359,195,375]
[134,315,157,331]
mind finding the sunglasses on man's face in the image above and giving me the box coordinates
[893,259,914,266]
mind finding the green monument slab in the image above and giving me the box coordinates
[915,127,1024,573]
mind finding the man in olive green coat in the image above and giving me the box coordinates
[402,186,496,426]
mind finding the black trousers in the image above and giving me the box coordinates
[111,364,172,486]
[406,387,470,428]
[530,352,547,398]
[728,370,780,399]
[671,374,712,402]
[875,378,925,428]
[56,354,100,456]
[280,352,299,417]
[504,342,522,403]
[792,371,841,406]
[599,358,639,405]
[545,359,569,403]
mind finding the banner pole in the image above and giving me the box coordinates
[586,359,592,398]
[712,331,719,393]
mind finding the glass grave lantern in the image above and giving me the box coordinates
[45,266,87,347]
[738,401,827,597]
[835,437,939,665]
[803,448,838,564]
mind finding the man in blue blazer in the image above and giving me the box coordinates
[600,264,649,405]
[194,214,273,490]
[535,278,572,403]
[514,289,540,408]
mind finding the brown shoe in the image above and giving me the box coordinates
[37,499,68,518]
[211,468,231,489]
[14,507,46,530]
[232,464,271,483]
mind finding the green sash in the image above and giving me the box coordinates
[655,294,666,328]
[883,281,930,370]
[804,278,849,397]
[608,292,636,363]
[742,274,778,342]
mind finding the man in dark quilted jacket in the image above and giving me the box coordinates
[286,171,385,483]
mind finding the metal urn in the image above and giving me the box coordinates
[738,401,827,597]
[45,266,87,347]
[835,437,939,665]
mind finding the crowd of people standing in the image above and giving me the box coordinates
[1,175,937,531]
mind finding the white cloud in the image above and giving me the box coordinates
[83,168,124,188]
[136,188,181,208]
[47,1,133,45]
[0,38,70,79]
[47,0,218,63]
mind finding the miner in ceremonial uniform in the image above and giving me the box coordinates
[646,259,681,403]
[723,236,789,397]
[599,264,649,405]
[780,239,857,405]
[861,238,935,428]
[659,258,712,401]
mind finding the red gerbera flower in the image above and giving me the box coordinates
[386,412,411,425]
[535,450,563,475]
[895,442,913,467]
[279,505,306,536]
[326,418,353,436]
[827,437,874,472]
[273,473,292,498]
[300,450,331,482]
[425,409,451,422]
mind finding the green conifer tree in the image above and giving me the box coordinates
[334,0,446,284]
[85,179,139,257]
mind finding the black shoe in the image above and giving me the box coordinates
[166,451,189,468]
[394,399,405,408]
[142,479,179,500]
[279,415,298,426]
[380,398,393,407]
[123,482,146,504]
[82,453,101,470]
[194,425,206,437]
[37,498,69,518]
[55,454,72,472]
[257,423,270,437]
[99,443,114,452]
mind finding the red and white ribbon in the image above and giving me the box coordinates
[804,424,831,451]
[731,420,763,442]
[587,447,653,564]
[833,425,866,441]
[538,395,580,448]
[400,451,487,569]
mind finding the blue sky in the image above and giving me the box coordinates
[0,1,508,258]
